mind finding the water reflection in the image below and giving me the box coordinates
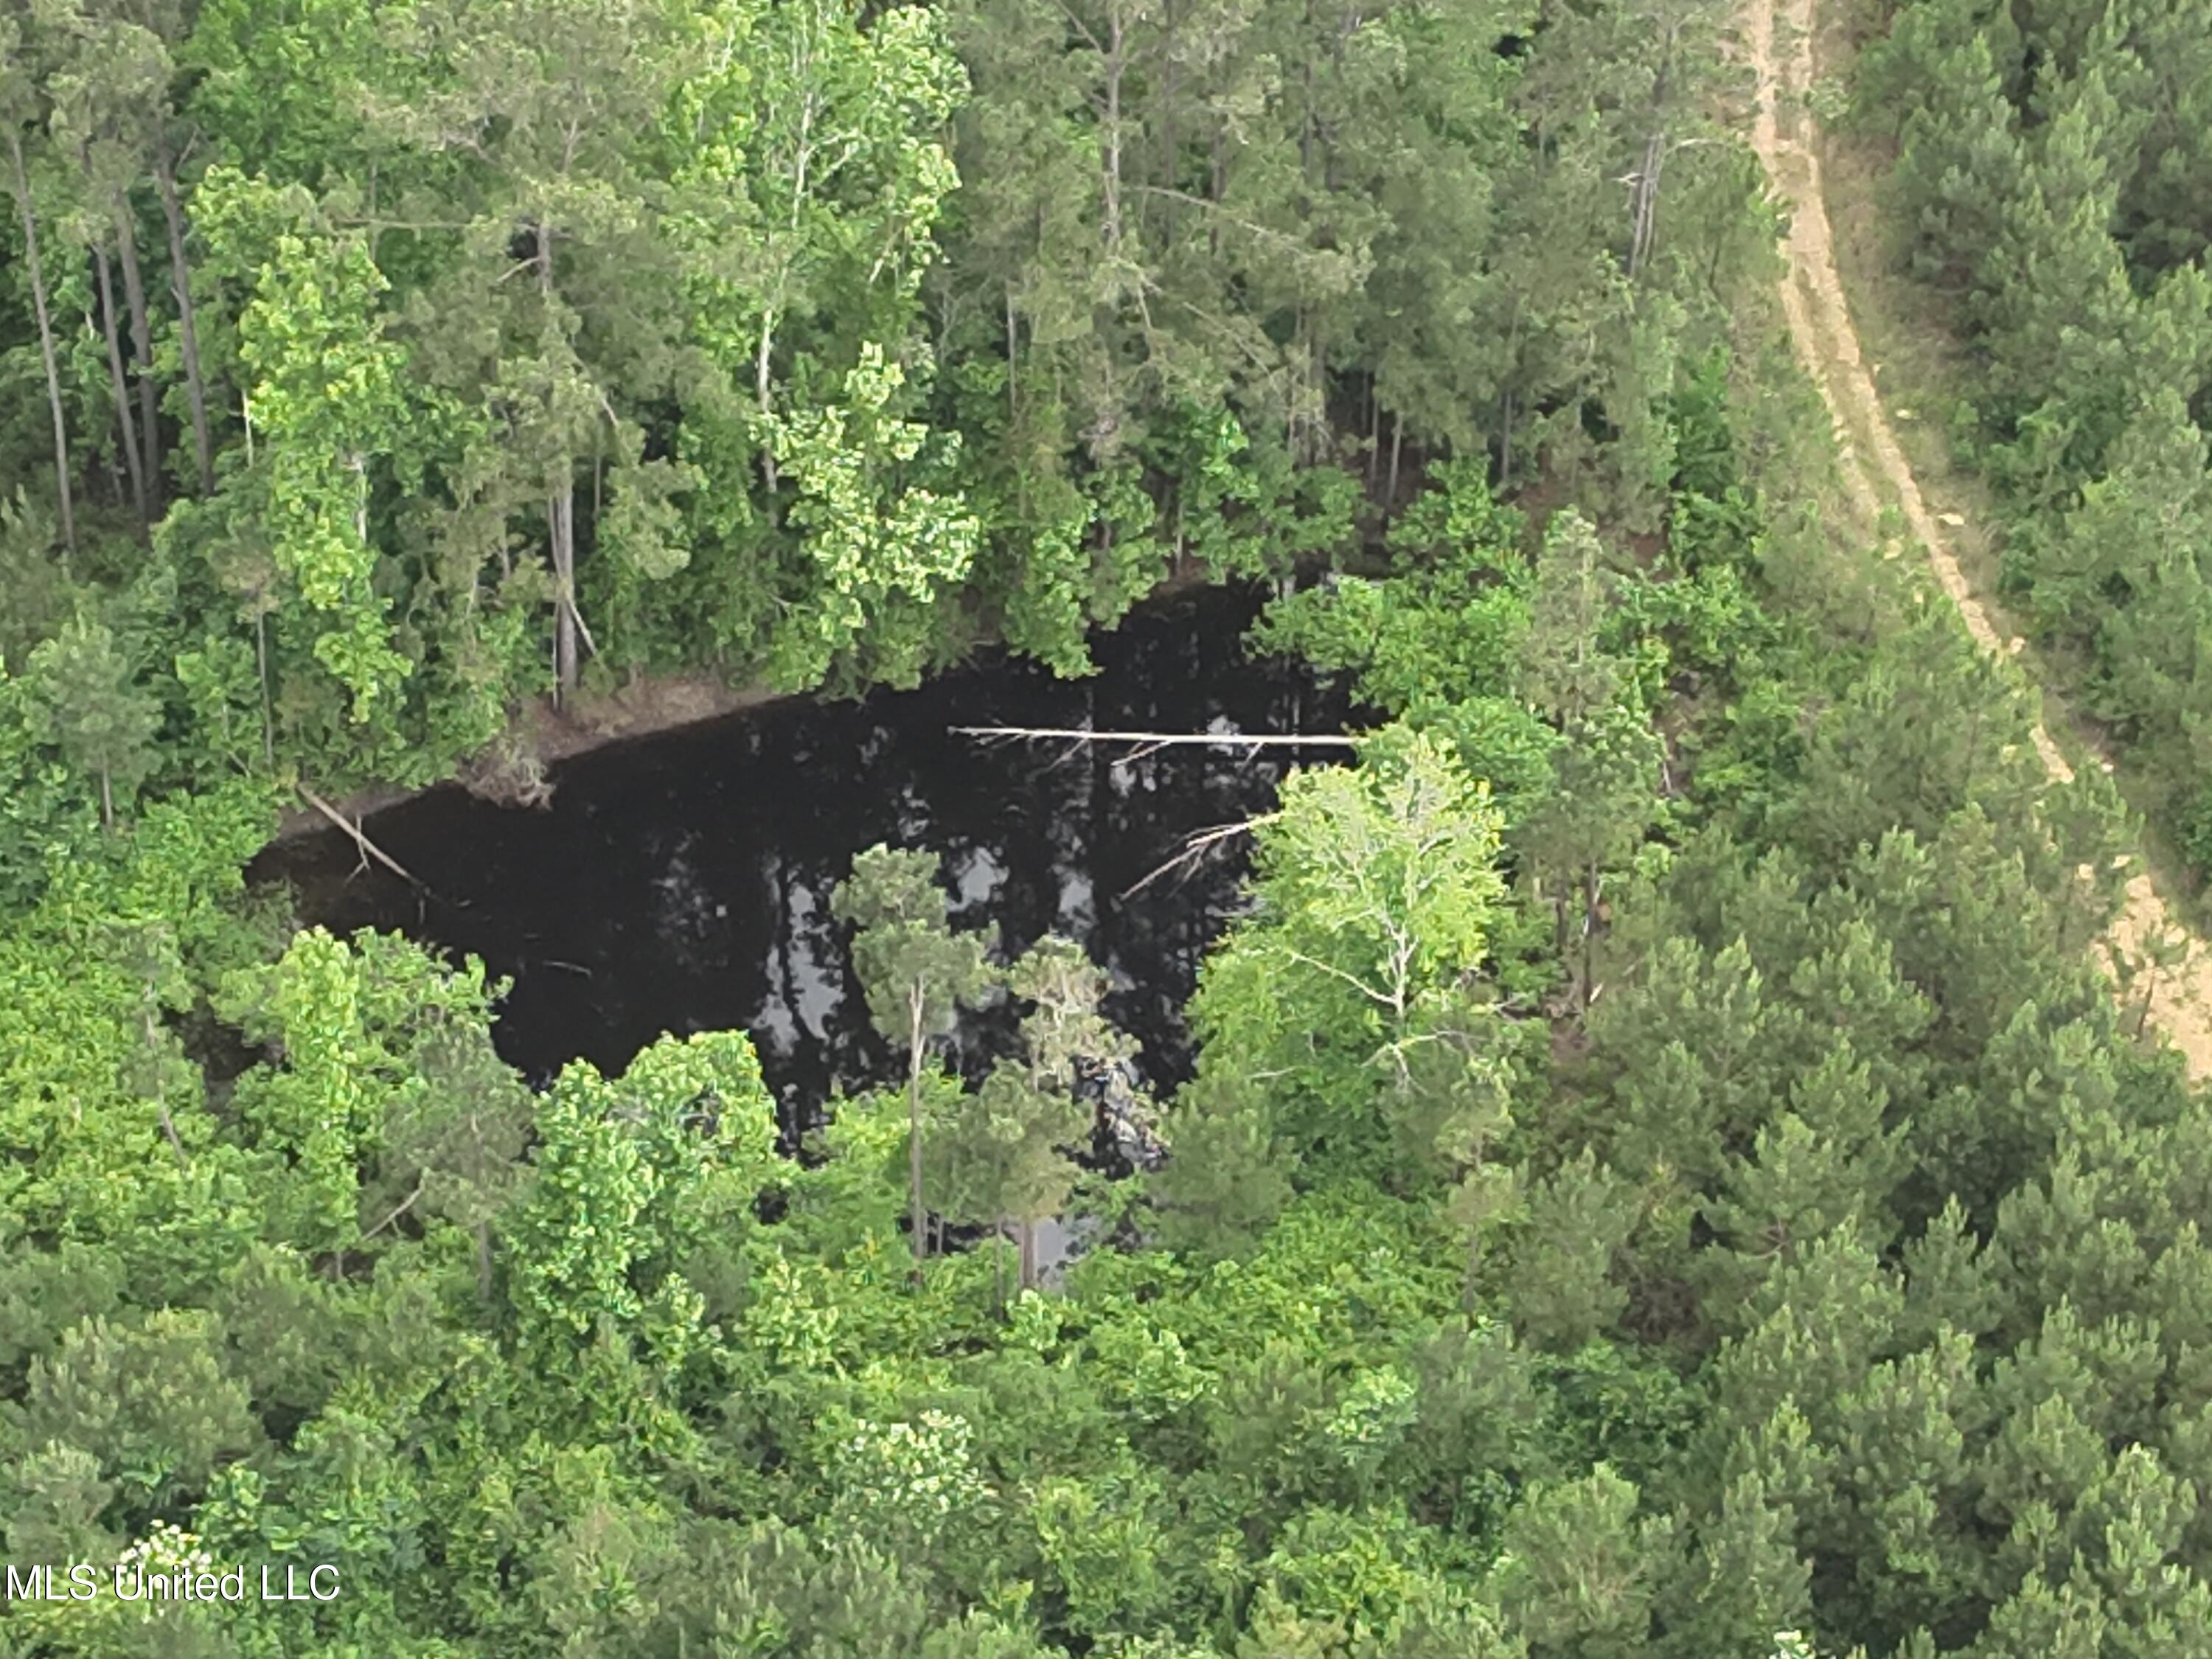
[256,588,1356,1127]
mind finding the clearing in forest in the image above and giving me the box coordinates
[1744,0,2212,1079]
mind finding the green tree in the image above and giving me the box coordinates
[375,0,698,703]
[17,1310,262,1528]
[506,1030,777,1386]
[939,933,1133,1292]
[24,616,159,831]
[1492,1466,1669,1659]
[0,14,77,557]
[765,344,984,690]
[1523,704,1664,1008]
[1518,509,1630,726]
[366,1020,535,1299]
[832,844,997,1272]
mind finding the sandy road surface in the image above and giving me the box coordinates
[1745,0,2212,1079]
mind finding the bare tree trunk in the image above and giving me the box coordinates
[549,488,577,700]
[1366,380,1381,484]
[1103,10,1125,259]
[143,1006,189,1167]
[1581,863,1601,1009]
[1387,411,1404,504]
[475,1220,494,1301]
[1018,1217,1039,1292]
[906,986,928,1278]
[255,609,274,768]
[1462,1208,1484,1312]
[1208,128,1226,260]
[155,153,215,495]
[113,205,162,512]
[755,311,778,491]
[1627,130,1665,282]
[535,220,580,702]
[94,243,150,532]
[99,764,115,833]
[1498,303,1524,488]
[1158,0,1180,239]
[7,133,75,560]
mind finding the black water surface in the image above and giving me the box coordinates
[256,588,1355,1124]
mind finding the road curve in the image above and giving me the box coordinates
[1744,0,2212,1079]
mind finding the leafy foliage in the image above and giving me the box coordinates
[0,1,2202,1655]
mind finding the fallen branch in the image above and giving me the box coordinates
[952,724,1357,750]
[361,1177,426,1242]
[298,784,421,886]
[564,593,599,661]
[1121,813,1280,899]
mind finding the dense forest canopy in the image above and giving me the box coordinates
[0,0,2209,1655]
[1854,0,2212,876]
[0,0,1760,819]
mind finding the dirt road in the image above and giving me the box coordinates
[1745,0,2212,1079]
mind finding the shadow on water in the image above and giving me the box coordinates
[254,586,1357,1132]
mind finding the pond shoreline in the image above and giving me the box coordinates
[260,584,1346,1099]
[271,672,796,844]
[269,568,1255,846]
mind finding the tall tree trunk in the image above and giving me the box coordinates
[1627,129,1665,282]
[906,986,928,1278]
[7,133,75,560]
[1018,1217,1039,1292]
[255,609,274,768]
[549,487,577,699]
[1158,0,1180,238]
[535,219,580,700]
[113,204,162,512]
[755,310,779,491]
[155,154,215,495]
[94,243,150,532]
[475,1220,494,1301]
[1498,302,1524,487]
[1208,131,1226,260]
[1581,863,1601,1009]
[1461,1204,1485,1312]
[141,1005,189,1167]
[529,215,575,703]
[1366,378,1380,484]
[1102,8,1126,262]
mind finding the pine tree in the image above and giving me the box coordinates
[832,844,997,1272]
[24,615,160,831]
[936,933,1132,1290]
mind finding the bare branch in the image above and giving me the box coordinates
[951,725,1355,750]
[361,1178,428,1242]
[1121,813,1281,899]
[299,785,422,887]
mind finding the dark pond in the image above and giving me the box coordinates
[256,587,1357,1130]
